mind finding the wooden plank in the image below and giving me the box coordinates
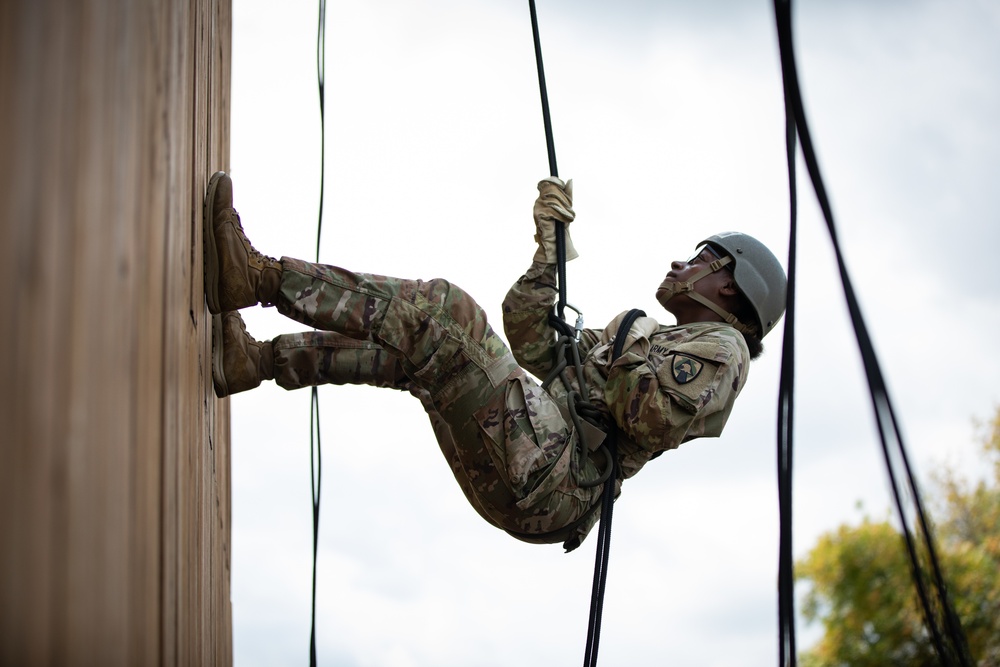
[0,0,232,663]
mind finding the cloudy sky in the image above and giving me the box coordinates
[227,1,1000,665]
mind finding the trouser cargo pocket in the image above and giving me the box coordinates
[473,373,575,510]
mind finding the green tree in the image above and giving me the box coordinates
[797,408,1000,667]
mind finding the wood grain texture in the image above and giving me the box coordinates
[0,1,233,664]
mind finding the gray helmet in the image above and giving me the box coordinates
[701,232,787,338]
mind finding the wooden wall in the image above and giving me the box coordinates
[0,1,233,664]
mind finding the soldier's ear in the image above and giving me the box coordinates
[718,278,739,297]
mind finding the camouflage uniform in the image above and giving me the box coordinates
[503,262,750,484]
[270,254,748,551]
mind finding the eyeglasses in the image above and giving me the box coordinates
[687,244,722,263]
[687,244,734,271]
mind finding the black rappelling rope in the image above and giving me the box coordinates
[527,3,619,665]
[582,309,644,667]
[310,1,327,665]
[771,1,973,665]
[778,53,798,665]
[528,0,567,320]
[774,2,799,662]
[775,32,798,667]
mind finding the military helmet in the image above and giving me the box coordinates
[701,231,787,338]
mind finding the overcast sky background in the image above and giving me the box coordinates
[227,1,1000,665]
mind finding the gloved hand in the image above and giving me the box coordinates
[532,177,579,263]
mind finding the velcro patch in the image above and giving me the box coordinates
[671,354,703,384]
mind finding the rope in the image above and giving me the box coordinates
[582,452,616,667]
[775,46,798,667]
[773,4,799,661]
[309,1,327,665]
[582,309,645,667]
[527,4,628,663]
[309,388,322,667]
[771,1,973,664]
[528,0,567,319]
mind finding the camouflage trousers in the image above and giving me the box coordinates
[271,257,604,549]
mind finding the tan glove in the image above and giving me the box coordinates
[532,177,579,263]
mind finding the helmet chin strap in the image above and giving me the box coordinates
[661,256,752,335]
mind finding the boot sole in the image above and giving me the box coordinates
[203,171,225,315]
[210,312,229,398]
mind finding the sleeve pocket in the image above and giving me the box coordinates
[655,349,725,414]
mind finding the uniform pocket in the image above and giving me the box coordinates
[654,342,730,415]
[473,373,574,510]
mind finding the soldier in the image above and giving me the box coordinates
[204,172,786,551]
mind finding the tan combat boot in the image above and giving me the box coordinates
[211,311,275,397]
[203,171,282,314]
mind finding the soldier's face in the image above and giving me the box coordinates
[655,246,734,319]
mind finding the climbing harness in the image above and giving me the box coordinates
[771,1,973,665]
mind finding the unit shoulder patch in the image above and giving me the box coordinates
[671,353,704,384]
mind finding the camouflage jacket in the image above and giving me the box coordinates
[502,261,749,481]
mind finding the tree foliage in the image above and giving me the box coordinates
[797,408,1000,667]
